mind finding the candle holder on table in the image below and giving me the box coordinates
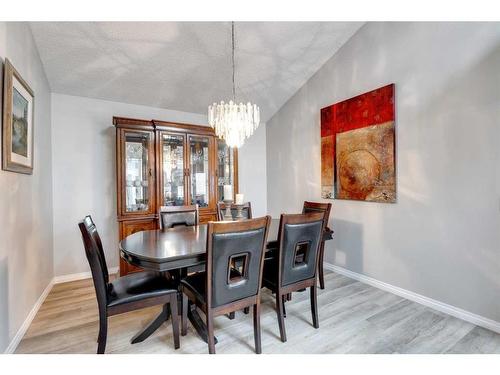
[223,199,234,221]
[233,204,245,221]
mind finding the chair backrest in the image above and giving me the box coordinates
[78,216,109,310]
[302,201,332,230]
[206,216,271,309]
[216,202,252,221]
[159,204,199,230]
[276,213,324,287]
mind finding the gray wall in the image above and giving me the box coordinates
[0,22,54,352]
[51,93,267,277]
[266,23,500,321]
[237,122,267,217]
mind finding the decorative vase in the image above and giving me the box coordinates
[223,199,233,221]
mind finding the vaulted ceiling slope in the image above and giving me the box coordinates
[30,22,363,121]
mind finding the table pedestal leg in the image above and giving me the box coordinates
[187,303,218,344]
[131,304,171,344]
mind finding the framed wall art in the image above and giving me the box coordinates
[2,58,34,174]
[321,84,396,203]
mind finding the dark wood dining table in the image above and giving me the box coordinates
[119,218,333,344]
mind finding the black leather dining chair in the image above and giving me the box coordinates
[303,201,332,290]
[159,204,199,230]
[216,201,252,221]
[216,201,254,318]
[78,215,180,353]
[159,204,201,280]
[180,216,271,354]
[262,212,324,342]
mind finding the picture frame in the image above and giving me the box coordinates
[320,84,396,203]
[2,58,34,174]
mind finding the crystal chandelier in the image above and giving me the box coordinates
[208,22,260,148]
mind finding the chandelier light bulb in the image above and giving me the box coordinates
[208,100,260,148]
[207,22,261,148]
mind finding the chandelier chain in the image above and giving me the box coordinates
[231,21,236,101]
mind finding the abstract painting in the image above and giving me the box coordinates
[2,58,34,174]
[320,84,395,203]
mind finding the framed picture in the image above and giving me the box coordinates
[2,58,34,174]
[320,84,396,203]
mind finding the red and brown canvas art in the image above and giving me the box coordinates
[320,84,396,203]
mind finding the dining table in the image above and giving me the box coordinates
[119,218,333,345]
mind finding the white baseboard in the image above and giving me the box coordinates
[4,278,55,354]
[4,266,119,353]
[53,266,119,284]
[324,262,500,334]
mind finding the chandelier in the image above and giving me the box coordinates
[208,22,260,148]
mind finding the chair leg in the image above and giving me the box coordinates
[165,302,171,321]
[181,293,188,336]
[282,295,287,318]
[243,307,250,314]
[318,242,326,289]
[97,314,107,354]
[275,293,287,342]
[286,293,292,301]
[310,285,319,329]
[169,299,180,349]
[253,303,262,354]
[207,311,216,354]
[179,267,188,280]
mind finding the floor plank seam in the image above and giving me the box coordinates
[324,263,500,335]
[14,271,500,354]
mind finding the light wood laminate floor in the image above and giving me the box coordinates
[15,271,500,354]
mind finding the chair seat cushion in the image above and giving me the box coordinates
[180,268,243,305]
[180,271,207,304]
[262,258,279,291]
[107,271,177,308]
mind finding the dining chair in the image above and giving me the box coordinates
[216,201,252,221]
[302,201,332,290]
[159,204,199,230]
[262,212,325,342]
[216,201,254,318]
[78,215,180,353]
[180,216,271,354]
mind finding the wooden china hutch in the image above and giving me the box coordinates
[113,117,238,275]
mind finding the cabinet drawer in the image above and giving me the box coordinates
[120,218,158,239]
[199,213,217,224]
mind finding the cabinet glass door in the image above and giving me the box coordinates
[189,135,211,208]
[161,133,185,206]
[124,131,152,213]
[217,139,235,201]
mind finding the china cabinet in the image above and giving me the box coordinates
[114,117,238,275]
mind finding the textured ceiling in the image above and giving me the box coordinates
[30,22,363,121]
